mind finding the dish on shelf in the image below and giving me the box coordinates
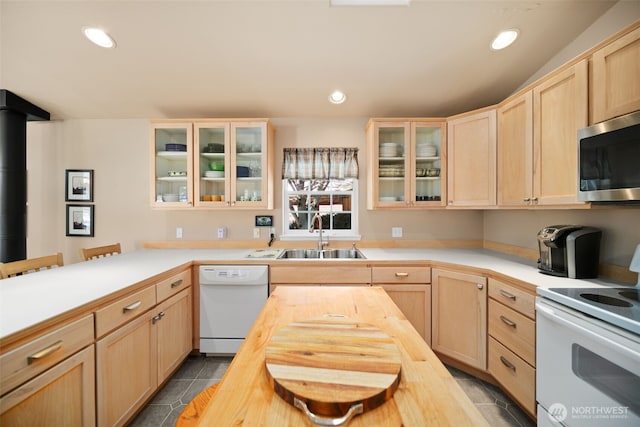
[168,171,187,177]
[203,143,224,153]
[204,171,224,178]
[379,196,398,202]
[427,168,440,177]
[236,166,250,177]
[416,143,437,157]
[162,193,179,202]
[416,169,427,177]
[165,143,187,152]
[379,168,404,177]
[209,161,224,171]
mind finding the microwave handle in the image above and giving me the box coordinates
[537,303,640,361]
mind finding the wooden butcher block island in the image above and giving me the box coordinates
[196,286,489,426]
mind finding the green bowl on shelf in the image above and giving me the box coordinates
[209,162,224,171]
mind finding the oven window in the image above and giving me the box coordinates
[572,344,640,416]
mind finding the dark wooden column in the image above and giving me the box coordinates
[0,90,50,262]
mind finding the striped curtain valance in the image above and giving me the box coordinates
[282,147,359,179]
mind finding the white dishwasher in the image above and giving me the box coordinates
[199,265,269,355]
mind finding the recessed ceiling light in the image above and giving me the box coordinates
[329,90,347,104]
[491,29,519,50]
[330,0,410,6]
[82,27,116,48]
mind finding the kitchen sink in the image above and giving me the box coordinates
[277,248,366,259]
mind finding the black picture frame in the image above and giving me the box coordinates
[66,204,94,237]
[65,169,94,202]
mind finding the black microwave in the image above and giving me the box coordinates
[578,110,640,203]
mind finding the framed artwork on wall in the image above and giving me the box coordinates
[65,169,94,202]
[66,204,94,237]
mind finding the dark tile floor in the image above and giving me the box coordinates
[128,356,536,427]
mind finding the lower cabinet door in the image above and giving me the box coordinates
[156,288,192,384]
[380,284,431,346]
[432,268,487,370]
[96,310,157,427]
[0,345,95,427]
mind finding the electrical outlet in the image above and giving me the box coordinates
[176,227,183,239]
[392,227,403,238]
[217,226,227,239]
[253,228,260,239]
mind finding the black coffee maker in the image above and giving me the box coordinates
[537,225,602,278]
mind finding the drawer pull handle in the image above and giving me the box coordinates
[28,340,63,365]
[170,279,183,288]
[500,315,517,328]
[499,290,516,300]
[123,301,142,313]
[500,356,516,371]
[395,272,409,277]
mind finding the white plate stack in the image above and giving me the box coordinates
[416,143,437,157]
[380,143,401,157]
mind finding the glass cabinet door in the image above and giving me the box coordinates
[231,122,268,208]
[152,123,193,207]
[194,123,230,207]
[375,122,410,206]
[413,122,444,205]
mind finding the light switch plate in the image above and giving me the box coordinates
[217,226,227,239]
[392,227,403,238]
[253,228,260,239]
[176,227,183,239]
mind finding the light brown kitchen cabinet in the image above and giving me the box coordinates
[96,270,192,427]
[150,119,275,209]
[487,278,536,417]
[366,119,446,209]
[497,91,533,207]
[533,60,588,205]
[0,343,95,427]
[96,308,157,427]
[497,60,588,207]
[591,25,640,124]
[372,266,431,345]
[431,268,487,370]
[446,108,497,207]
[156,287,192,384]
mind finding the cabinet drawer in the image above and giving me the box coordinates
[372,266,431,284]
[95,286,156,338]
[270,266,371,284]
[156,269,191,303]
[488,299,535,366]
[488,336,535,416]
[488,278,535,318]
[0,314,94,396]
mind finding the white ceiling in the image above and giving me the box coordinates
[0,0,619,120]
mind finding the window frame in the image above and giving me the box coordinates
[280,179,360,241]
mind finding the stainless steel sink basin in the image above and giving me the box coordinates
[277,248,366,259]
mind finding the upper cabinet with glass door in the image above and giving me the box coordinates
[151,119,275,209]
[151,122,193,208]
[366,119,446,209]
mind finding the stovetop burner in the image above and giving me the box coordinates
[540,286,640,335]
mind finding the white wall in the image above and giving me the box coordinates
[27,117,484,264]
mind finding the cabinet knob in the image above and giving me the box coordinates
[476,283,484,290]
[523,198,530,203]
[532,197,538,203]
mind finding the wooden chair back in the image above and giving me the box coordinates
[81,243,121,261]
[0,253,64,279]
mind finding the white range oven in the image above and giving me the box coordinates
[536,287,640,426]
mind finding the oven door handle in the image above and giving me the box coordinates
[537,303,640,360]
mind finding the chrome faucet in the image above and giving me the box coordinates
[309,212,328,251]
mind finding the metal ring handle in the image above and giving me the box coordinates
[293,397,363,426]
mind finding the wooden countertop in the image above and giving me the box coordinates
[197,286,489,426]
